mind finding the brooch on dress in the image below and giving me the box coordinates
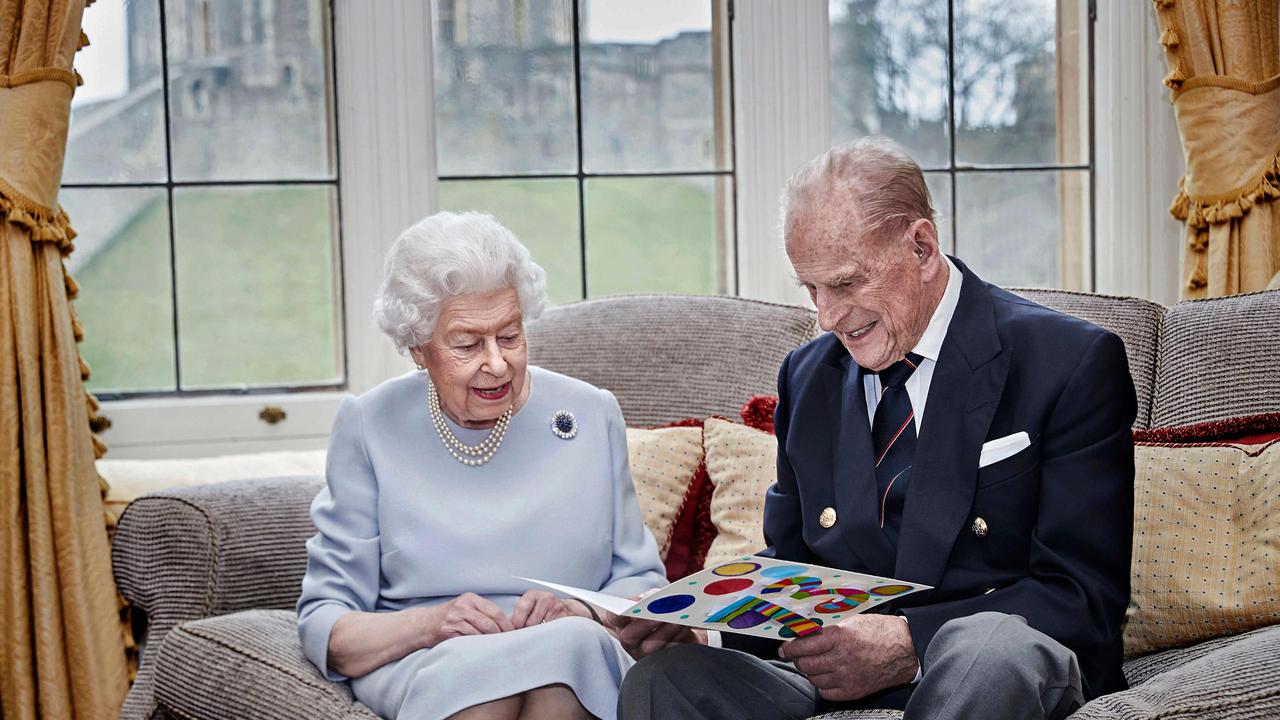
[550,410,578,440]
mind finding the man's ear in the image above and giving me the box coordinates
[905,218,945,283]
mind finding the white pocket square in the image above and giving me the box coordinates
[979,432,1031,468]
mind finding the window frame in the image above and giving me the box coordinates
[66,0,349,402]
[434,0,739,300]
[96,0,433,457]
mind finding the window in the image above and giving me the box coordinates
[63,0,342,398]
[430,0,736,303]
[829,0,1092,289]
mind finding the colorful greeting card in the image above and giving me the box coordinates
[522,556,931,641]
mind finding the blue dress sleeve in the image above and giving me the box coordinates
[597,389,668,596]
[296,395,382,681]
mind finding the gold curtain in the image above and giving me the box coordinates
[1153,0,1280,298]
[0,0,129,718]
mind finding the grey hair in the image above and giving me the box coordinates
[373,211,548,355]
[780,136,936,244]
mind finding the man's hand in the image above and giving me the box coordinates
[425,592,514,645]
[780,615,918,702]
[510,590,574,629]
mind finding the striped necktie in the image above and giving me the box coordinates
[871,353,923,546]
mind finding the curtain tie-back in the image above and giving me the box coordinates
[1169,76,1280,230]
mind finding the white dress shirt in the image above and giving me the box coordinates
[862,255,963,432]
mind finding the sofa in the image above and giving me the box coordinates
[110,290,1280,720]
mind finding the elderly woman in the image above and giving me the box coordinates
[297,211,666,720]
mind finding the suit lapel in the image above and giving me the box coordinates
[894,259,1008,588]
[820,352,897,578]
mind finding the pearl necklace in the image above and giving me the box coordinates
[427,381,513,466]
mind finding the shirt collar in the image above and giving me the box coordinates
[910,254,962,363]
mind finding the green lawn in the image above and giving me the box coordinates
[77,187,340,393]
[77,178,720,393]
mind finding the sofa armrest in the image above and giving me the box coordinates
[112,475,323,720]
[1072,624,1280,718]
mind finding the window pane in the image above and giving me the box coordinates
[173,186,341,388]
[62,188,176,393]
[954,0,1087,165]
[923,171,953,254]
[954,170,1089,288]
[829,0,949,168]
[585,176,728,295]
[581,1,727,173]
[164,0,335,181]
[66,0,167,183]
[431,0,576,175]
[438,179,584,305]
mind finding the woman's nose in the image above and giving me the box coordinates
[481,339,508,374]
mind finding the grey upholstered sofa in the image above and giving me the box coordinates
[111,290,1280,720]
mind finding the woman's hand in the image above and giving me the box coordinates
[426,592,514,645]
[510,590,573,629]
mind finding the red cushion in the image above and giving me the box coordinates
[632,418,716,580]
[740,395,779,435]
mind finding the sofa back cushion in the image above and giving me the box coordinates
[1150,290,1280,428]
[527,295,818,427]
[1012,289,1164,429]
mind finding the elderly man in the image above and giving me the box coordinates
[615,137,1136,720]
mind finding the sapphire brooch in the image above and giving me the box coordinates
[550,410,578,440]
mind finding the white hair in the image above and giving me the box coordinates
[373,211,548,355]
[780,136,936,244]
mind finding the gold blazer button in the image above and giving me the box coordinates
[819,507,837,528]
[972,517,989,538]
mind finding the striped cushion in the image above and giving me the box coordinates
[154,609,377,720]
[528,295,817,427]
[1150,290,1280,428]
[1012,288,1164,429]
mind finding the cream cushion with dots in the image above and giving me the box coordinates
[1124,439,1280,656]
[702,418,776,568]
[625,425,704,559]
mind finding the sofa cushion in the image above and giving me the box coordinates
[1011,288,1164,430]
[1150,289,1280,428]
[1073,624,1280,719]
[154,609,377,720]
[626,425,705,562]
[1124,439,1280,656]
[527,295,818,427]
[703,418,775,568]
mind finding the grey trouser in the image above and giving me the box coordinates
[618,612,1085,720]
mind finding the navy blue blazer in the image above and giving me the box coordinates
[733,258,1136,700]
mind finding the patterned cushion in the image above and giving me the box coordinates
[1124,439,1280,656]
[528,295,817,427]
[702,418,775,569]
[154,609,377,720]
[1011,288,1164,430]
[1150,290,1280,428]
[626,425,705,560]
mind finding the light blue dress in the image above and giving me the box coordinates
[297,366,666,720]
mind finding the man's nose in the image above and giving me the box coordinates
[814,288,846,331]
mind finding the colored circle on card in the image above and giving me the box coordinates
[871,584,913,596]
[712,562,761,576]
[646,594,696,614]
[759,564,809,579]
[703,578,754,595]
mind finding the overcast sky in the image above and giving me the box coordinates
[75,1,711,106]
